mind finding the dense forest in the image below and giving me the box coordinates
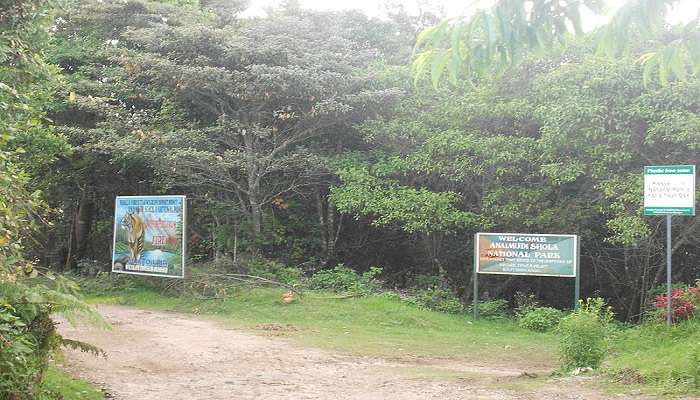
[4,0,700,315]
[2,0,700,395]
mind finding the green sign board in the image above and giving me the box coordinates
[644,165,696,216]
[112,195,186,278]
[475,233,578,277]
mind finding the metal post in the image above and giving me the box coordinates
[473,234,479,321]
[666,215,672,328]
[574,235,580,310]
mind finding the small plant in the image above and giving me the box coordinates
[557,297,614,371]
[514,291,539,316]
[237,256,303,285]
[409,287,463,314]
[413,274,442,289]
[692,348,700,389]
[518,306,565,332]
[654,286,699,322]
[309,264,382,295]
[469,299,510,320]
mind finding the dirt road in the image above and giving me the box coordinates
[58,305,646,400]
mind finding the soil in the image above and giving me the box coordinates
[58,305,653,400]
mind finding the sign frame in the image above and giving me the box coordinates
[111,195,186,279]
[643,164,696,216]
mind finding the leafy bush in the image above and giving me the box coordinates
[71,271,140,295]
[226,255,303,286]
[653,284,700,322]
[557,297,614,371]
[0,275,106,399]
[309,265,382,295]
[409,288,463,314]
[469,299,509,320]
[413,274,442,289]
[518,306,565,332]
[514,291,539,316]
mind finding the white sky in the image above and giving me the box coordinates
[242,0,700,27]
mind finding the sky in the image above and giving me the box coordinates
[242,0,700,27]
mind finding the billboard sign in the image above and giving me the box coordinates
[643,165,695,216]
[112,195,186,278]
[475,233,578,277]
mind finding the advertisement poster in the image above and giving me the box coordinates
[476,233,577,277]
[112,195,185,278]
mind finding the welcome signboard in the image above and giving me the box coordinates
[475,233,578,277]
[112,195,186,278]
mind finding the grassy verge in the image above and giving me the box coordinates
[40,366,104,400]
[88,286,558,370]
[606,318,700,395]
[77,278,700,396]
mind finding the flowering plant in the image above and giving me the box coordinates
[654,284,700,322]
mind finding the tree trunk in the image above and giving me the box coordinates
[212,214,222,261]
[74,189,94,260]
[315,187,328,258]
[244,127,262,240]
[326,200,336,260]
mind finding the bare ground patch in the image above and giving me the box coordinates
[57,305,652,400]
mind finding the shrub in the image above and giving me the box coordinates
[514,291,539,316]
[0,275,105,399]
[409,288,463,314]
[653,286,699,322]
[518,306,565,332]
[557,297,614,371]
[469,299,510,320]
[236,256,303,285]
[309,265,382,295]
[413,274,442,289]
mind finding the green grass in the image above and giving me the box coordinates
[606,318,700,394]
[90,287,558,369]
[82,284,700,396]
[40,366,104,400]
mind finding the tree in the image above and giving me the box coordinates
[412,0,700,86]
[335,39,699,317]
[1,1,104,397]
[49,1,407,260]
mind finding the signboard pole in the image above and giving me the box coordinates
[643,165,695,327]
[666,215,672,327]
[473,234,479,320]
[574,236,580,310]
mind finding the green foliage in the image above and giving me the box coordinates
[471,299,510,320]
[39,367,105,400]
[518,306,566,332]
[408,287,463,314]
[86,285,560,365]
[0,2,104,397]
[412,0,603,85]
[413,0,698,86]
[330,158,476,233]
[557,297,614,371]
[309,265,382,295]
[70,272,141,295]
[608,318,700,394]
[234,256,303,286]
[413,274,442,290]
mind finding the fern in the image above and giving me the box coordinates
[413,0,700,86]
[59,338,107,358]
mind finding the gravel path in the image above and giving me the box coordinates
[58,305,650,400]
